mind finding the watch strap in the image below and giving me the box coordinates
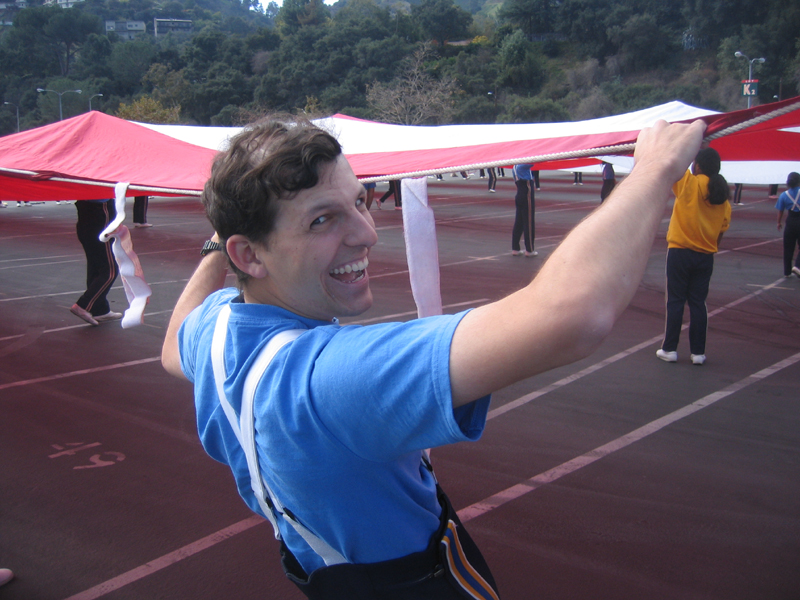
[201,240,224,256]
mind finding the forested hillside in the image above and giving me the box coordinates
[1,0,799,134]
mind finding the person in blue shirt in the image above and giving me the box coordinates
[162,116,707,599]
[776,171,800,277]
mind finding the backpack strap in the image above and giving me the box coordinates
[211,305,347,566]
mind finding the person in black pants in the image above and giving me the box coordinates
[776,171,800,277]
[487,167,497,193]
[377,180,402,210]
[732,183,743,205]
[511,164,537,256]
[70,199,122,326]
[133,195,152,227]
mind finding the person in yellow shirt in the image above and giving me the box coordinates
[657,147,731,365]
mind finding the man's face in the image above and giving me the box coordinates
[248,155,378,321]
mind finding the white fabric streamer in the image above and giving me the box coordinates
[99,182,152,328]
[401,177,442,318]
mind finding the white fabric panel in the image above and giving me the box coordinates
[401,177,443,319]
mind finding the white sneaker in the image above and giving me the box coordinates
[70,304,99,326]
[792,266,800,277]
[525,250,538,257]
[489,189,496,193]
[95,311,123,323]
[511,250,522,256]
[0,568,13,587]
[691,354,706,365]
[656,349,677,362]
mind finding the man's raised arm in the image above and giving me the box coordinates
[161,236,228,379]
[449,119,707,406]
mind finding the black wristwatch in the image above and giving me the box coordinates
[200,240,224,256]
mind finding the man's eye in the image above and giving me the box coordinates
[311,215,328,226]
[356,197,365,207]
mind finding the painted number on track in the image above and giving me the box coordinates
[49,442,126,470]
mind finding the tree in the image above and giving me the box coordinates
[555,0,629,59]
[497,96,569,123]
[607,13,677,73]
[366,44,459,124]
[451,94,497,124]
[495,29,545,94]
[71,33,113,80]
[498,0,557,37]
[2,6,66,79]
[411,0,472,45]
[277,0,330,34]
[184,62,252,124]
[116,96,181,123]
[142,64,188,104]
[42,8,104,76]
[109,40,159,95]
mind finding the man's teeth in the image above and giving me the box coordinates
[330,258,368,275]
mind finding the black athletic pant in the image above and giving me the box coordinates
[662,248,713,356]
[133,195,149,224]
[783,211,800,276]
[378,181,402,207]
[511,179,534,252]
[75,200,119,317]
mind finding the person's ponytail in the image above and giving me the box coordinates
[694,147,729,205]
[707,174,730,205]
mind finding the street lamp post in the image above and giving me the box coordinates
[36,88,82,121]
[734,51,765,108]
[89,93,103,111]
[3,101,19,133]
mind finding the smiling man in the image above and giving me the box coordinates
[162,115,706,599]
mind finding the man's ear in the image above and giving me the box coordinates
[226,235,268,279]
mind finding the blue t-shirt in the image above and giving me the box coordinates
[513,164,533,180]
[179,289,490,574]
[775,188,800,212]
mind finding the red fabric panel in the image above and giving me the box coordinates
[346,131,640,178]
[0,111,216,201]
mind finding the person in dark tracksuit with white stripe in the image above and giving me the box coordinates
[511,163,537,256]
[70,199,122,326]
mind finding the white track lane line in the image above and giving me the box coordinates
[459,350,800,522]
[61,515,266,600]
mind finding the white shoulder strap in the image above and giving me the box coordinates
[789,189,800,211]
[212,306,241,446]
[211,306,347,566]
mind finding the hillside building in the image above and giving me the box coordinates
[105,20,146,40]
